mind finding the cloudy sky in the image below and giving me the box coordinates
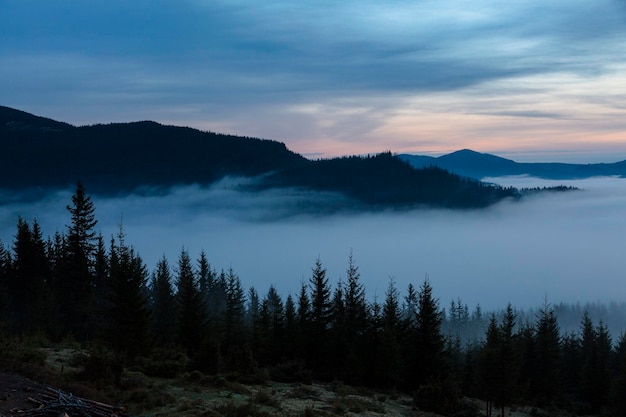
[2,0,626,162]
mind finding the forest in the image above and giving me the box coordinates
[0,105,518,210]
[1,182,626,417]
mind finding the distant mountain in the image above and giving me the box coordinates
[399,149,626,179]
[0,105,517,209]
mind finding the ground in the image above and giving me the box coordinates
[0,372,48,416]
[0,348,577,417]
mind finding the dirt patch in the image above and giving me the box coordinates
[0,372,48,416]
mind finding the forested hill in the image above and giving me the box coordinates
[0,106,305,193]
[0,105,517,208]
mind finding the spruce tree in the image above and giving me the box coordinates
[106,226,151,361]
[309,258,332,375]
[413,277,445,386]
[265,285,285,362]
[60,181,98,340]
[531,299,562,405]
[0,240,8,323]
[479,314,501,417]
[283,294,297,361]
[379,278,402,387]
[175,248,205,355]
[344,251,367,379]
[150,255,176,346]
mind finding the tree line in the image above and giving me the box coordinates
[1,183,626,416]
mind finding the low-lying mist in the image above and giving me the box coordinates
[1,176,625,313]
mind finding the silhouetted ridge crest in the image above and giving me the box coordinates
[399,149,626,179]
[0,105,517,208]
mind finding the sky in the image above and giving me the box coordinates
[1,0,626,162]
[2,176,626,315]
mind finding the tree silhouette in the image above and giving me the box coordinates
[150,255,176,346]
[59,181,98,340]
[175,248,205,355]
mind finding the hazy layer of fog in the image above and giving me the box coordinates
[1,176,625,312]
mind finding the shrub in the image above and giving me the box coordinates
[413,376,462,416]
[253,388,280,408]
[136,347,189,378]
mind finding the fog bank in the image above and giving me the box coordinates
[1,176,625,311]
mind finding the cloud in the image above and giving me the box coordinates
[2,0,626,159]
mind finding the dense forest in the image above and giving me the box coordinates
[0,105,518,210]
[2,183,625,416]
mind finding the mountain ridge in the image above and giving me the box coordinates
[398,149,626,179]
[0,105,516,209]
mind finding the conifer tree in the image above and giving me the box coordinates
[496,304,519,415]
[531,299,562,405]
[265,285,285,362]
[106,226,151,361]
[60,181,98,339]
[309,258,332,375]
[379,278,402,387]
[196,250,215,309]
[344,251,367,378]
[223,267,254,373]
[247,286,261,355]
[579,314,612,411]
[610,333,626,414]
[330,279,346,378]
[8,217,35,332]
[0,240,8,321]
[283,294,297,361]
[176,248,205,355]
[224,266,246,347]
[479,314,501,417]
[413,277,445,386]
[296,282,311,363]
[150,255,176,346]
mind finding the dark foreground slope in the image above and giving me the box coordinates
[1,106,516,208]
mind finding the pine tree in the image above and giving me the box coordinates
[266,285,285,362]
[413,277,445,386]
[60,182,98,340]
[196,250,215,310]
[609,333,626,414]
[0,240,8,322]
[223,267,254,373]
[579,314,612,411]
[479,314,501,417]
[8,217,35,332]
[224,266,246,347]
[150,255,176,346]
[283,294,297,361]
[175,248,205,355]
[330,279,346,379]
[296,282,311,363]
[106,226,151,361]
[247,286,261,357]
[531,299,562,405]
[308,258,332,375]
[379,278,402,387]
[344,251,367,381]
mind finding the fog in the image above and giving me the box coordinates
[2,176,626,311]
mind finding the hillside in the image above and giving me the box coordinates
[0,105,516,208]
[399,149,626,179]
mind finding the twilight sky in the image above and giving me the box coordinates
[2,0,626,162]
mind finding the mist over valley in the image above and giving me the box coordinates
[2,175,625,322]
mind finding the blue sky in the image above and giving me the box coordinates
[2,0,626,162]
